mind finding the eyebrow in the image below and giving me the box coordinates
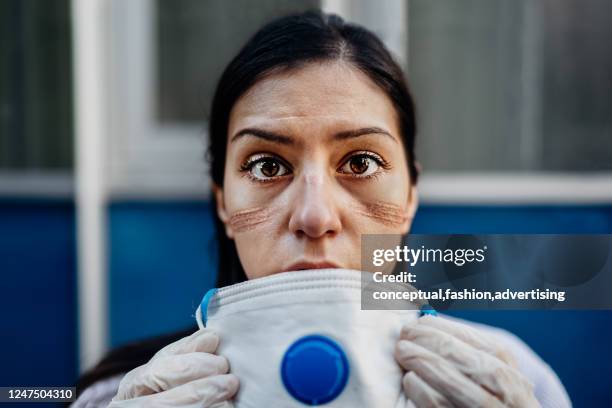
[231,128,294,145]
[334,127,397,143]
[230,126,398,144]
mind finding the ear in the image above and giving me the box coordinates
[212,183,234,239]
[401,184,419,235]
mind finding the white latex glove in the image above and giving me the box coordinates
[395,315,540,408]
[108,329,239,407]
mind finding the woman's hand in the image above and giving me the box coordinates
[395,315,540,408]
[108,329,239,407]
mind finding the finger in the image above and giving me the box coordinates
[402,371,453,408]
[401,322,533,402]
[395,340,505,408]
[413,315,517,367]
[155,329,220,359]
[115,353,230,400]
[155,374,239,408]
[109,374,239,408]
[394,392,417,408]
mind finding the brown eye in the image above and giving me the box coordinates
[339,153,381,177]
[247,156,289,180]
[349,156,370,174]
[259,160,279,177]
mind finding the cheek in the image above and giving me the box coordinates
[351,200,411,229]
[232,220,289,279]
[356,175,408,204]
[343,170,412,233]
[228,206,273,233]
[222,170,295,276]
[233,234,266,279]
[224,180,290,235]
[225,201,288,278]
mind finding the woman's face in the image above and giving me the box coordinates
[214,61,418,279]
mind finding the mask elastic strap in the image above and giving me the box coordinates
[419,304,438,317]
[196,288,218,328]
[195,305,204,329]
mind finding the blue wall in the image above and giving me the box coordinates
[0,200,78,392]
[108,202,217,347]
[1,200,611,406]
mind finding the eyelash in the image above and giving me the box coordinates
[339,151,392,179]
[239,153,292,183]
[239,151,391,183]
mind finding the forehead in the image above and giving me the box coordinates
[228,61,399,135]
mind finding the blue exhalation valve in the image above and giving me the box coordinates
[281,335,350,405]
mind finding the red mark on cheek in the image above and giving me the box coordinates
[354,201,410,227]
[228,206,273,233]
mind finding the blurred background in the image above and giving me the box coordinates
[1,0,611,406]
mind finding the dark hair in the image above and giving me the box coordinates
[73,10,417,399]
[210,10,418,287]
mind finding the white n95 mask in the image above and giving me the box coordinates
[195,269,420,407]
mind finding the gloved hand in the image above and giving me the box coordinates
[395,315,540,408]
[108,329,239,407]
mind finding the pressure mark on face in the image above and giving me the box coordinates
[229,206,274,233]
[353,201,410,228]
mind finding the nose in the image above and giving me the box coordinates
[288,170,342,239]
